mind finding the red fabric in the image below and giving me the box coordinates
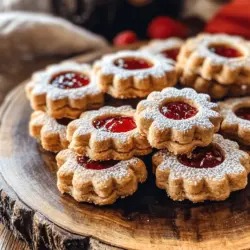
[205,0,250,38]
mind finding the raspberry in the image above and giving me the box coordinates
[147,16,187,39]
[113,30,138,46]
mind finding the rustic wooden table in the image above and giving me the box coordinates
[0,56,65,250]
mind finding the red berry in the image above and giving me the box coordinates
[113,30,138,46]
[147,16,187,39]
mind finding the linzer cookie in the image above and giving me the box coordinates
[25,62,104,119]
[219,97,250,145]
[67,106,152,160]
[136,87,221,154]
[29,110,70,152]
[93,50,176,98]
[56,149,147,205]
[178,34,250,85]
[152,134,250,202]
[178,68,250,99]
[140,38,184,61]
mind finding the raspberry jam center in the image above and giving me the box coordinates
[235,107,250,121]
[93,116,136,133]
[56,118,72,126]
[160,101,198,120]
[114,57,153,70]
[77,156,118,170]
[50,71,90,89]
[209,45,242,58]
[178,145,224,168]
[161,48,180,61]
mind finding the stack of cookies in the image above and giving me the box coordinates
[177,33,250,99]
[26,37,250,205]
[26,50,178,205]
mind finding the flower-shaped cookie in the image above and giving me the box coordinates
[29,111,70,152]
[25,61,104,119]
[93,50,176,98]
[178,34,250,85]
[136,87,221,154]
[178,67,250,99]
[140,38,184,61]
[152,134,250,202]
[67,106,152,160]
[219,97,250,145]
[56,149,147,205]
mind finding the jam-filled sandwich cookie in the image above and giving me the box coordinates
[178,68,250,99]
[67,106,152,160]
[136,87,221,155]
[93,50,176,99]
[29,111,71,152]
[152,134,250,202]
[219,97,250,145]
[140,38,184,61]
[178,34,250,85]
[56,149,147,205]
[25,62,104,119]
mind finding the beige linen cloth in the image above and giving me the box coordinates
[0,10,108,104]
[0,11,108,60]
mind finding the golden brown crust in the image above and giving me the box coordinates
[152,134,250,202]
[29,111,69,152]
[56,149,147,205]
[67,106,152,160]
[93,50,177,99]
[178,66,250,100]
[25,62,104,119]
[219,97,250,145]
[136,87,221,155]
[177,34,250,85]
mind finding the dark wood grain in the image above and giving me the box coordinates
[1,48,250,250]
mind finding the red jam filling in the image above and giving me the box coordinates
[209,45,242,58]
[160,101,198,120]
[235,107,250,121]
[178,145,224,168]
[93,116,136,133]
[77,156,118,170]
[56,118,72,126]
[161,48,180,61]
[50,71,90,89]
[114,57,153,70]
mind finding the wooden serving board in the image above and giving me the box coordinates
[1,49,250,250]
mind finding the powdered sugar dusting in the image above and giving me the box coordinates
[138,87,220,131]
[69,106,150,146]
[191,34,250,68]
[94,50,175,80]
[28,61,102,100]
[140,38,183,57]
[31,111,67,135]
[219,97,250,129]
[61,150,140,182]
[156,134,248,181]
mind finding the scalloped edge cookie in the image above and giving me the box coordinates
[152,134,250,202]
[25,61,104,119]
[93,50,177,98]
[56,149,147,205]
[67,106,152,160]
[136,87,221,154]
[177,33,250,85]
